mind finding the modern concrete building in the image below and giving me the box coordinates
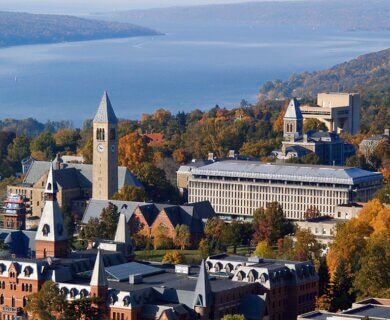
[178,160,383,220]
[300,92,361,134]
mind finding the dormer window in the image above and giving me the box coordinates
[123,296,131,307]
[42,224,50,236]
[47,183,52,191]
[24,266,33,277]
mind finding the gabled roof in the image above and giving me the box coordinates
[90,250,108,287]
[22,160,142,190]
[284,98,303,120]
[93,91,118,124]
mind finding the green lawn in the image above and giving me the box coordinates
[135,246,253,264]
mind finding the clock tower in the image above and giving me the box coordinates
[92,91,118,200]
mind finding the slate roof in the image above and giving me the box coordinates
[90,250,108,287]
[23,160,142,190]
[93,91,118,124]
[0,229,36,257]
[284,98,303,119]
[191,160,383,186]
[82,200,215,233]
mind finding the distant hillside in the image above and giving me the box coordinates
[0,11,161,47]
[258,48,390,100]
[102,0,390,31]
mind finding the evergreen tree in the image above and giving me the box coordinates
[329,259,354,312]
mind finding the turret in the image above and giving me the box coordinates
[35,162,68,258]
[114,213,134,260]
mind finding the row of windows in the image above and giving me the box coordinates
[111,312,125,320]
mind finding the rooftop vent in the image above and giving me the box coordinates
[129,274,142,284]
[175,264,191,275]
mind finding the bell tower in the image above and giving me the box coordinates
[284,98,303,141]
[92,91,118,200]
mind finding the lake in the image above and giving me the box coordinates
[0,21,389,126]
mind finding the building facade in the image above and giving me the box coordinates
[92,91,119,200]
[179,160,383,220]
[274,98,355,165]
[300,92,360,134]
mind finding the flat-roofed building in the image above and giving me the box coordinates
[300,92,360,134]
[179,160,383,220]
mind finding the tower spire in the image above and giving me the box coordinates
[90,249,108,288]
[193,260,212,308]
[93,91,118,124]
[284,97,303,139]
[114,213,134,259]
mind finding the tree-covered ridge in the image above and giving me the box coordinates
[107,0,390,31]
[259,48,390,101]
[0,11,161,48]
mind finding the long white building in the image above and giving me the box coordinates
[177,160,383,220]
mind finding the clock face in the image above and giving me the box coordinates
[97,144,104,153]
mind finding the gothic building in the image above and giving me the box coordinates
[274,98,355,165]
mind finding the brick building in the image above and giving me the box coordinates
[82,200,216,247]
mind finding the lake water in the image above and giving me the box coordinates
[0,22,389,126]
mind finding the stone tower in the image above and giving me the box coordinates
[193,260,212,320]
[92,91,118,200]
[35,163,68,258]
[284,98,303,140]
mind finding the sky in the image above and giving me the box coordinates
[0,0,296,14]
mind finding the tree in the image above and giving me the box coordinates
[353,234,390,299]
[294,228,323,262]
[221,221,253,254]
[252,202,294,245]
[162,250,185,264]
[7,135,30,162]
[303,118,328,133]
[328,259,354,312]
[304,206,321,220]
[253,240,275,258]
[80,137,93,164]
[222,315,245,320]
[172,148,187,165]
[54,128,80,153]
[112,185,147,202]
[153,224,174,250]
[60,297,104,320]
[174,224,191,250]
[30,131,57,160]
[80,203,119,241]
[118,132,151,172]
[25,280,66,320]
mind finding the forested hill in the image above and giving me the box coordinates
[103,0,390,31]
[258,48,390,101]
[0,11,160,48]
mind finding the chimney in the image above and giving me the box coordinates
[129,274,142,284]
[208,152,214,161]
[384,129,389,136]
[228,150,236,158]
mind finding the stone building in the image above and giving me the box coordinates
[178,159,383,220]
[274,98,355,165]
[300,92,360,134]
[7,92,142,218]
[359,129,389,158]
[82,199,216,247]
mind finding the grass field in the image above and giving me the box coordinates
[135,246,254,264]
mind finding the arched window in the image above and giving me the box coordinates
[23,296,27,307]
[0,294,4,304]
[110,128,116,141]
[47,183,52,191]
[21,283,25,291]
[11,296,15,307]
[42,224,50,236]
[29,284,33,292]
